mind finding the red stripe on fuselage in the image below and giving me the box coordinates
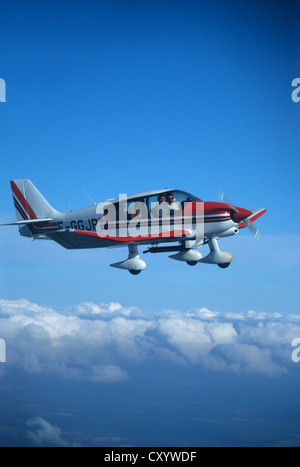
[74,229,191,242]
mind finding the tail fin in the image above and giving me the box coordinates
[10,179,60,238]
[11,179,58,221]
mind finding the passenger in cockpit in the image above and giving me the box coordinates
[152,194,170,218]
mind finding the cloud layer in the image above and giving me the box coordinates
[0,298,299,381]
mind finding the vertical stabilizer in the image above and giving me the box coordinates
[10,179,60,237]
[10,179,58,220]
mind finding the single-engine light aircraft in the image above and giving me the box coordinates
[1,180,267,275]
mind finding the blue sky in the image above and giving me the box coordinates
[0,0,300,447]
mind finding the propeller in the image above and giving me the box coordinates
[219,191,260,239]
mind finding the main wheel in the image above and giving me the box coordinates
[129,269,142,275]
[218,262,231,269]
[187,261,198,266]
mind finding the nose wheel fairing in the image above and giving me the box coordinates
[199,238,233,267]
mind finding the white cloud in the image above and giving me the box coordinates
[187,307,220,320]
[74,301,138,318]
[0,298,299,380]
[27,417,80,447]
[0,298,55,315]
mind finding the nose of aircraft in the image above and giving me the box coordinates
[231,206,252,223]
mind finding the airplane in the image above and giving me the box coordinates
[0,179,267,275]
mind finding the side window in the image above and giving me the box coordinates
[149,191,196,219]
[166,192,182,217]
[127,198,148,221]
[149,194,169,218]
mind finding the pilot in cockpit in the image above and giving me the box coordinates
[167,193,181,215]
[152,194,170,218]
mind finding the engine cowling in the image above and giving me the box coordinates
[218,227,239,238]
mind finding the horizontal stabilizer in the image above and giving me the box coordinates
[0,218,54,226]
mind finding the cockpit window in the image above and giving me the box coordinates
[149,190,199,218]
[109,190,200,221]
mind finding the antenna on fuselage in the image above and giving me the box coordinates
[83,190,97,206]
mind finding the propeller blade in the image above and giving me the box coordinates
[243,218,260,239]
[219,191,238,213]
[219,191,260,239]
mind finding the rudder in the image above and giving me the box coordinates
[11,179,58,221]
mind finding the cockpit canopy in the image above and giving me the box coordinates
[102,189,201,221]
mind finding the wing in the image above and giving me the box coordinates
[46,228,192,250]
[73,229,192,243]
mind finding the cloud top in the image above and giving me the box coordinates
[0,298,299,380]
